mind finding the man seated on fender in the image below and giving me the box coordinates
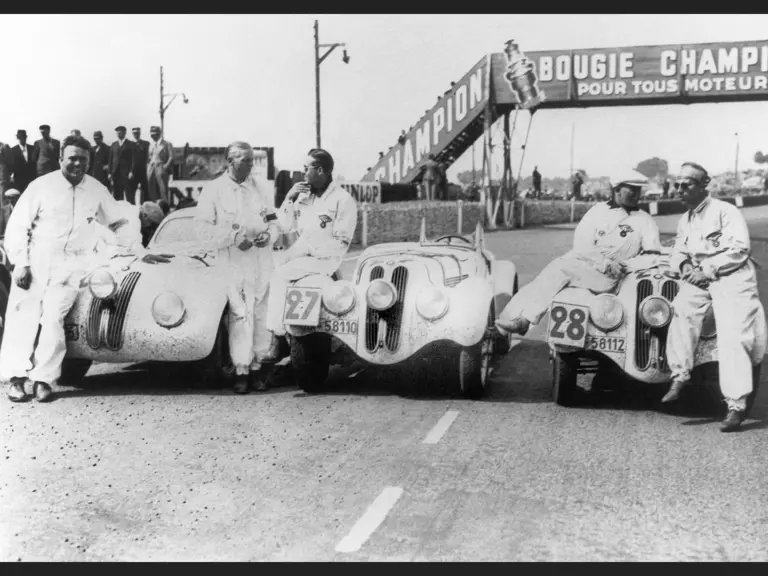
[496,174,662,336]
[261,148,358,362]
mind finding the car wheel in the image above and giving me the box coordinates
[0,280,8,348]
[459,306,496,399]
[552,351,583,407]
[291,333,331,393]
[58,359,93,387]
[199,319,234,388]
[747,363,761,418]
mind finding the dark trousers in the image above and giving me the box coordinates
[112,175,136,204]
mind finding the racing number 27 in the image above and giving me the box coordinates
[550,305,586,340]
[285,289,319,321]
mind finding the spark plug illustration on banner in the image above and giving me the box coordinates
[503,40,545,109]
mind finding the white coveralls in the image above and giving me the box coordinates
[0,172,146,384]
[666,197,767,409]
[194,173,280,375]
[499,201,662,326]
[265,181,358,336]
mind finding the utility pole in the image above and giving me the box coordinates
[735,132,740,186]
[159,66,189,138]
[314,19,349,149]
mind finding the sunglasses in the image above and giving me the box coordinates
[673,179,700,190]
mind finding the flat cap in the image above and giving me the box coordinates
[39,124,50,130]
[115,125,127,132]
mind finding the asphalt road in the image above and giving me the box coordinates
[2,205,768,561]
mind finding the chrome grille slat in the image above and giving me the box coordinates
[635,279,653,370]
[106,272,141,350]
[385,266,408,352]
[85,271,141,351]
[658,280,679,372]
[365,266,384,351]
[86,295,102,349]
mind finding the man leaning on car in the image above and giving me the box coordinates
[661,162,767,432]
[0,136,172,404]
[194,141,281,394]
[261,148,358,363]
[496,173,662,337]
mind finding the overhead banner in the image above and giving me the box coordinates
[491,39,768,107]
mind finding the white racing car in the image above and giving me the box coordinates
[280,221,520,398]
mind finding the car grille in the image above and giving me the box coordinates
[364,265,409,353]
[86,271,141,351]
[365,266,384,351]
[634,278,679,371]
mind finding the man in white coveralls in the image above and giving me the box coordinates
[194,141,280,394]
[661,162,766,433]
[496,173,662,336]
[0,136,171,403]
[261,148,358,363]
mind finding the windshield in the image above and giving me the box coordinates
[150,216,200,247]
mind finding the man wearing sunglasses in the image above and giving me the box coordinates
[662,162,766,432]
[496,173,661,337]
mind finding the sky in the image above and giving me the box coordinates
[2,13,768,184]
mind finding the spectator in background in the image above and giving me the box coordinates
[131,127,150,205]
[88,131,111,189]
[423,153,441,201]
[31,124,61,177]
[398,130,407,145]
[571,171,584,201]
[8,130,35,193]
[0,140,9,199]
[147,126,175,204]
[532,166,542,199]
[662,177,670,199]
[108,126,136,203]
[437,159,448,200]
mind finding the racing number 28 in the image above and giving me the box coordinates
[550,305,586,341]
[285,289,319,321]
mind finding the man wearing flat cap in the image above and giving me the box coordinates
[147,126,175,203]
[88,131,111,188]
[8,130,36,193]
[108,125,136,203]
[131,127,150,204]
[31,124,61,177]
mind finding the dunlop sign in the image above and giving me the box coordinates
[339,181,381,204]
[491,39,768,106]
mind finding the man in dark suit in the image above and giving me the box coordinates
[108,125,135,203]
[88,130,111,189]
[8,130,36,193]
[31,124,61,177]
[131,127,150,204]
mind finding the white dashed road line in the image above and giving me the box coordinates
[422,410,460,445]
[335,486,404,554]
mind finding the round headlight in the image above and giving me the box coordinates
[152,291,186,328]
[639,296,671,328]
[322,281,356,315]
[89,269,117,300]
[589,294,624,332]
[415,286,449,321]
[366,280,397,311]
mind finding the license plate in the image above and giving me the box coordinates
[548,302,590,348]
[585,335,626,353]
[321,319,359,335]
[283,287,322,326]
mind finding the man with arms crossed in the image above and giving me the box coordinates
[661,162,767,432]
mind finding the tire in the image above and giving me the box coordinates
[459,305,496,399]
[747,363,761,418]
[199,319,234,388]
[291,333,331,393]
[58,359,92,387]
[458,343,491,399]
[552,351,582,407]
[0,280,8,348]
